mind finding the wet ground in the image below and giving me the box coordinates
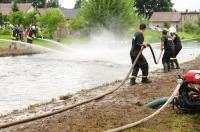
[0,56,200,132]
[0,40,200,115]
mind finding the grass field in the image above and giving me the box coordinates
[0,32,198,49]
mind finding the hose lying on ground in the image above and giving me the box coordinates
[0,45,161,129]
[146,97,169,108]
[105,82,183,132]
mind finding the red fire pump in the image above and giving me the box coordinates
[173,70,200,112]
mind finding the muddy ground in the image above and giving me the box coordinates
[0,46,43,57]
[0,57,200,132]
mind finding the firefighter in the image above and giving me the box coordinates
[161,30,174,73]
[130,24,152,85]
[169,27,182,69]
[9,24,19,49]
[27,24,35,44]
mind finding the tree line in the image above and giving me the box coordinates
[0,0,60,8]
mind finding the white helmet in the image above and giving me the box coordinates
[32,26,36,30]
[169,27,176,33]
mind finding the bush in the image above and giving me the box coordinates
[2,29,11,35]
[0,29,11,35]
[183,20,196,34]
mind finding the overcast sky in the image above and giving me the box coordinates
[59,0,200,12]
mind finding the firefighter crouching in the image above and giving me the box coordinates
[161,30,174,73]
[9,24,19,49]
[27,24,36,45]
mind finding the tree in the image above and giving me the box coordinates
[195,14,200,34]
[38,9,65,37]
[9,11,25,25]
[69,15,86,31]
[47,0,60,8]
[81,0,140,34]
[74,0,82,9]
[24,9,38,27]
[12,1,19,12]
[183,20,196,34]
[134,0,174,18]
[0,0,11,3]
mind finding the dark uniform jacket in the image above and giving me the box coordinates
[12,28,19,40]
[130,32,144,56]
[27,28,35,40]
[161,36,174,53]
[171,33,182,48]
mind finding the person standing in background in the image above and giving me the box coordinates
[27,24,35,45]
[18,24,24,42]
[24,29,29,42]
[9,24,19,49]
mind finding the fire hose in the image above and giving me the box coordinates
[105,82,183,132]
[0,45,162,129]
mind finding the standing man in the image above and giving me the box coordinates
[130,24,152,85]
[27,24,35,44]
[169,27,182,69]
[18,24,24,42]
[161,30,174,73]
[9,24,19,49]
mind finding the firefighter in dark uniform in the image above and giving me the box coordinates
[161,30,174,73]
[169,27,182,69]
[9,24,19,49]
[130,24,152,85]
[27,24,35,44]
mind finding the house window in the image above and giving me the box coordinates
[190,16,193,21]
[184,16,187,20]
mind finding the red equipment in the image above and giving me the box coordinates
[173,70,200,112]
[185,70,200,84]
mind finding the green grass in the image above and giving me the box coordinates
[0,32,198,48]
[127,109,200,132]
[143,31,199,43]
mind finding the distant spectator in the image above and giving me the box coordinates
[27,24,35,45]
[18,24,24,42]
[9,24,19,49]
[24,29,29,42]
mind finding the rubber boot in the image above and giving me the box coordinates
[142,78,152,83]
[130,79,136,85]
[174,59,180,69]
[170,60,175,70]
[9,45,12,49]
[167,63,171,72]
[163,63,168,73]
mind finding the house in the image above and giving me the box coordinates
[0,3,34,15]
[150,10,200,31]
[181,10,199,30]
[60,8,79,24]
[149,12,181,28]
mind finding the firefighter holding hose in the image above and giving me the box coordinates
[9,24,19,49]
[169,27,182,69]
[130,24,152,85]
[161,30,174,73]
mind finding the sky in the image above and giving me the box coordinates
[59,0,200,12]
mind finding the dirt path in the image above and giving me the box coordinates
[0,46,43,57]
[0,57,200,132]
